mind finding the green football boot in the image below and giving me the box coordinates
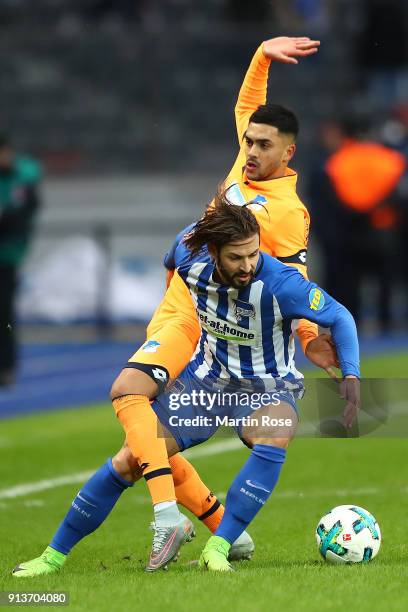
[12,546,66,578]
[199,536,234,572]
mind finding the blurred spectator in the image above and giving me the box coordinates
[0,135,42,386]
[309,118,406,332]
[357,0,408,111]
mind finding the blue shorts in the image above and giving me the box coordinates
[152,368,299,451]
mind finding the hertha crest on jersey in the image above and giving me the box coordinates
[232,299,256,322]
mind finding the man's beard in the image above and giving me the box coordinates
[217,264,254,289]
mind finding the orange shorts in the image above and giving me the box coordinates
[128,270,201,380]
[128,323,196,380]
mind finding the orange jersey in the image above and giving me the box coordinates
[226,44,311,270]
[226,44,316,349]
[149,44,317,352]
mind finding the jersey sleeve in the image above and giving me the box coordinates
[163,223,196,271]
[235,44,271,144]
[275,270,360,377]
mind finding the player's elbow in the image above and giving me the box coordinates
[234,103,250,123]
[335,302,357,328]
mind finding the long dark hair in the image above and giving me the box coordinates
[183,189,260,255]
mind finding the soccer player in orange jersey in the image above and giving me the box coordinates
[13,36,340,577]
[110,36,338,555]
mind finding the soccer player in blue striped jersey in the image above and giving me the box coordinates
[144,193,360,571]
[13,193,360,576]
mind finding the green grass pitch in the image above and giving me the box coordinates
[0,352,407,611]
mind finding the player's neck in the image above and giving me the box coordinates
[213,268,226,285]
[261,165,288,181]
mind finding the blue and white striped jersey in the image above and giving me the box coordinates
[175,251,359,390]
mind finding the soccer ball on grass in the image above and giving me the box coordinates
[316,505,381,564]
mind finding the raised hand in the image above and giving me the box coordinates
[262,36,320,64]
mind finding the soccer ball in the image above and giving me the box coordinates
[316,505,381,564]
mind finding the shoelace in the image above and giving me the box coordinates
[149,522,174,555]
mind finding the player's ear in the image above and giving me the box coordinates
[208,243,217,260]
[283,142,296,163]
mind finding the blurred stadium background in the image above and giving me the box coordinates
[0,0,407,411]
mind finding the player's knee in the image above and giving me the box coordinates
[112,447,142,483]
[110,372,129,401]
[268,437,291,449]
[110,374,123,401]
[110,367,160,401]
[243,435,292,449]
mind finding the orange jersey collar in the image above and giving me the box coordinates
[242,166,298,193]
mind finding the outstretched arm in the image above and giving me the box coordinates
[276,270,360,426]
[235,36,320,143]
[276,271,359,378]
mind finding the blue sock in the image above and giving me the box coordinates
[50,459,133,555]
[215,444,286,544]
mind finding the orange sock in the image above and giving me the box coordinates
[169,453,224,533]
[113,395,176,505]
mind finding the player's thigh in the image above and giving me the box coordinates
[241,397,298,448]
[153,375,220,452]
[111,324,193,399]
[114,324,198,399]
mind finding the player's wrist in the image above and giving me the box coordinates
[260,43,273,63]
